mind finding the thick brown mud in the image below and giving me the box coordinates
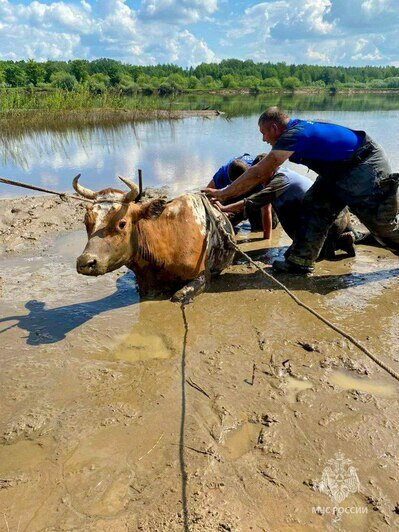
[0,225,399,531]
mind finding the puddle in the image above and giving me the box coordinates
[330,370,397,397]
[111,330,173,362]
[222,422,260,460]
[0,439,47,474]
[285,376,313,403]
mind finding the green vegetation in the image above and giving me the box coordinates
[2,58,399,113]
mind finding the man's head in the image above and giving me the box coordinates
[258,107,290,146]
[227,159,250,182]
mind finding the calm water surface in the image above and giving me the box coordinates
[1,94,399,197]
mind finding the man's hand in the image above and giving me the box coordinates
[212,199,244,216]
[213,200,231,212]
[201,187,227,201]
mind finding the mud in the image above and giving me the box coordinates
[0,204,399,530]
[0,187,169,255]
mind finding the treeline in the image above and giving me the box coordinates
[2,58,399,94]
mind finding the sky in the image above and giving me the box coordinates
[0,0,398,67]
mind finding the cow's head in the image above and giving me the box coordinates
[74,175,165,276]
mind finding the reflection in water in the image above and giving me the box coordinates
[2,93,399,198]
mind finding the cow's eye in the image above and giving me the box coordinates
[118,220,127,230]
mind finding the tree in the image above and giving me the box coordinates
[25,59,45,86]
[4,64,26,87]
[69,60,88,83]
[89,58,123,85]
[43,61,64,83]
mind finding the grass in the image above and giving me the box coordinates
[0,87,175,112]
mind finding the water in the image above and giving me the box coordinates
[1,93,399,198]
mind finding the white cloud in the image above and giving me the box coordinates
[222,0,399,66]
[306,47,330,63]
[0,0,217,65]
[139,0,218,24]
[0,0,399,66]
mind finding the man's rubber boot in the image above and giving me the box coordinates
[273,258,314,275]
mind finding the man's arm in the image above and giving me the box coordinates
[202,150,293,201]
[206,178,216,188]
[214,199,245,214]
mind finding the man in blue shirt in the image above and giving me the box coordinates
[206,153,266,231]
[203,106,399,274]
[208,154,256,190]
[214,165,357,258]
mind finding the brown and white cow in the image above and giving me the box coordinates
[74,175,235,302]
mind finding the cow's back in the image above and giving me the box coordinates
[133,193,234,280]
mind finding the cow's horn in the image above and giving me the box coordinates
[72,174,97,200]
[118,176,139,202]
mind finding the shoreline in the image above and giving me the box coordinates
[0,108,224,134]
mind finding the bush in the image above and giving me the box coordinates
[282,76,302,90]
[242,76,262,89]
[87,73,110,93]
[51,71,77,91]
[187,75,200,89]
[384,77,399,88]
[311,80,326,88]
[262,77,281,88]
[117,74,138,94]
[221,74,237,88]
[158,82,175,95]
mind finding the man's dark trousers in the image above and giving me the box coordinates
[287,137,399,267]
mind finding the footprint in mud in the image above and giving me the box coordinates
[63,426,136,518]
[221,422,260,460]
[284,376,313,403]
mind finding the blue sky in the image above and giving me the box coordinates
[0,0,398,67]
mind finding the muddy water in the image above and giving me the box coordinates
[1,229,399,530]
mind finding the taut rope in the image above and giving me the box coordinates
[0,176,94,203]
[201,194,399,383]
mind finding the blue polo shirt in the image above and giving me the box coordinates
[273,119,364,173]
[212,153,255,189]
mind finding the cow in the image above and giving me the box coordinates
[74,175,236,302]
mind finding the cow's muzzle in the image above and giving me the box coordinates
[76,253,105,276]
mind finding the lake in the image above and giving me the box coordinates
[1,93,399,198]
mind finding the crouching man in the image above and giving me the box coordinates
[215,165,357,260]
[207,153,276,233]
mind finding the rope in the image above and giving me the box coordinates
[0,176,93,203]
[200,194,399,383]
[179,302,190,531]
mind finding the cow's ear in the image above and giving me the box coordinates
[141,199,167,219]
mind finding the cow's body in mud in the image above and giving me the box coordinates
[74,176,235,302]
[128,194,234,299]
